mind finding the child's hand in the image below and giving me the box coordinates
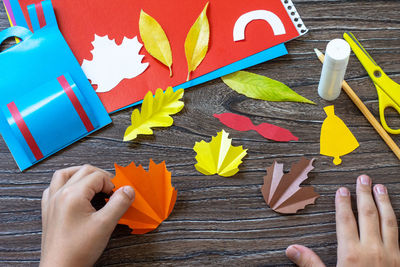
[286,174,400,267]
[40,165,135,267]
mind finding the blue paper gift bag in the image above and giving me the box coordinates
[0,0,111,170]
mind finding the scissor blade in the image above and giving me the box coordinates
[375,76,400,107]
[344,32,379,74]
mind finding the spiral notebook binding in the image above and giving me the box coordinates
[281,0,308,35]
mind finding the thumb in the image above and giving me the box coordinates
[286,245,325,267]
[96,186,135,228]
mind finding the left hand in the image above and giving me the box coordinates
[40,165,135,267]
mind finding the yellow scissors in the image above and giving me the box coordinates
[344,32,400,134]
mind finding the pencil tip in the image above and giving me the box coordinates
[314,48,322,57]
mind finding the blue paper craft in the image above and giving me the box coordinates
[0,0,111,171]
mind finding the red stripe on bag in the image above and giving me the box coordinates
[7,102,44,161]
[35,2,46,28]
[57,76,94,132]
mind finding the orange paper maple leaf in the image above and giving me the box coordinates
[112,160,177,234]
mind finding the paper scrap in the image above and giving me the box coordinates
[193,130,247,177]
[222,71,315,104]
[320,105,359,165]
[124,87,184,141]
[81,35,149,93]
[139,10,173,76]
[233,10,286,42]
[185,2,210,81]
[213,113,298,142]
[261,157,319,214]
[112,159,177,234]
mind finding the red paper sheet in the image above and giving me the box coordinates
[15,0,304,112]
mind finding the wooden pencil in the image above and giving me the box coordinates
[314,48,400,161]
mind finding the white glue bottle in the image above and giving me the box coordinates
[318,39,351,101]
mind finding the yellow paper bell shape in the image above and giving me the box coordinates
[320,105,359,165]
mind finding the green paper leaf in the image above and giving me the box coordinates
[221,71,315,104]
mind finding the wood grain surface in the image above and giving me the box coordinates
[1,0,400,266]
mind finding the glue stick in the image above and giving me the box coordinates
[318,39,351,101]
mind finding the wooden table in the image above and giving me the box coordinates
[1,1,400,266]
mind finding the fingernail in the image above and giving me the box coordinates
[359,175,370,186]
[286,245,301,262]
[123,186,135,200]
[338,187,350,197]
[375,184,387,195]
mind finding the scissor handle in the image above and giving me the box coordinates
[377,86,400,134]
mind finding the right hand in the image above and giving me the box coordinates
[286,175,400,267]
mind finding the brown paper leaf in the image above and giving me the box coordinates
[261,157,319,214]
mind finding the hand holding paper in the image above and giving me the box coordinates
[40,165,134,266]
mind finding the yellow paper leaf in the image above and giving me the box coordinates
[193,130,247,177]
[124,87,184,141]
[184,2,210,81]
[139,10,173,76]
[320,105,359,165]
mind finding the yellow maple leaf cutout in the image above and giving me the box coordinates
[193,130,248,177]
[139,10,173,76]
[184,2,210,81]
[124,87,184,141]
[320,105,359,165]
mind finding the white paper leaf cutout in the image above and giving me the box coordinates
[82,34,149,93]
[233,10,286,42]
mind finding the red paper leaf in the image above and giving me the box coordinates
[213,113,298,142]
